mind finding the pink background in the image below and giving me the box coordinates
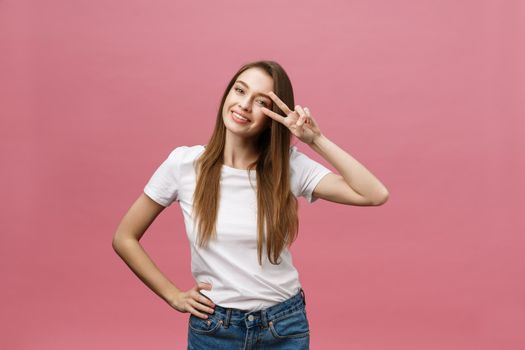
[1,0,524,349]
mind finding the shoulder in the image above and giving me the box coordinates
[166,144,205,161]
[288,145,301,161]
[168,144,204,153]
[288,145,316,179]
[288,144,331,180]
[288,145,315,168]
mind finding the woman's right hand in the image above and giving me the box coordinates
[169,282,216,319]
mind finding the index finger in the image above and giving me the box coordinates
[268,91,293,115]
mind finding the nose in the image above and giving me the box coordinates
[239,97,251,111]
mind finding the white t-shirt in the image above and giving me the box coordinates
[143,144,331,311]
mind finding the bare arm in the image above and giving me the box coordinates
[112,193,181,303]
[111,193,215,319]
[310,134,389,205]
[261,92,389,206]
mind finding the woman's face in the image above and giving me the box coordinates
[222,67,274,138]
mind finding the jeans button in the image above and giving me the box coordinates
[248,315,254,321]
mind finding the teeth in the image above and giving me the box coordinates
[233,112,248,121]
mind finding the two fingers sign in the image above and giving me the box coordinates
[262,91,322,145]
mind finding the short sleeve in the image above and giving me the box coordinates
[143,147,185,207]
[290,146,332,203]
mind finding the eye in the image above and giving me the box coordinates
[257,100,268,106]
[234,87,244,94]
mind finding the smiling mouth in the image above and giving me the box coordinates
[231,111,250,122]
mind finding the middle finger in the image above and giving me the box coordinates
[194,298,215,314]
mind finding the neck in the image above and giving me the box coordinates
[223,132,259,169]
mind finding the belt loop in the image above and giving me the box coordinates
[261,308,269,328]
[223,308,231,328]
[300,288,306,306]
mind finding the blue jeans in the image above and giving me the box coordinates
[187,288,310,349]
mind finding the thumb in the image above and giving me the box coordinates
[197,282,212,291]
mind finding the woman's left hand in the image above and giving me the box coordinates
[261,91,323,145]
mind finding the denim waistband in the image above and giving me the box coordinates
[210,288,307,329]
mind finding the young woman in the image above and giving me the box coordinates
[112,60,389,349]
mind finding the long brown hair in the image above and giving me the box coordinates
[191,60,299,266]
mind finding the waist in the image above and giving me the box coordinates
[209,288,307,328]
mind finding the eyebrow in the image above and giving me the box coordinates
[235,80,271,99]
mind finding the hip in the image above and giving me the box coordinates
[187,287,309,349]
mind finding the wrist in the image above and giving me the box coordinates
[162,285,182,304]
[310,133,327,150]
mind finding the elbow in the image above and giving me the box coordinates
[112,232,140,252]
[112,232,128,252]
[112,236,122,252]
